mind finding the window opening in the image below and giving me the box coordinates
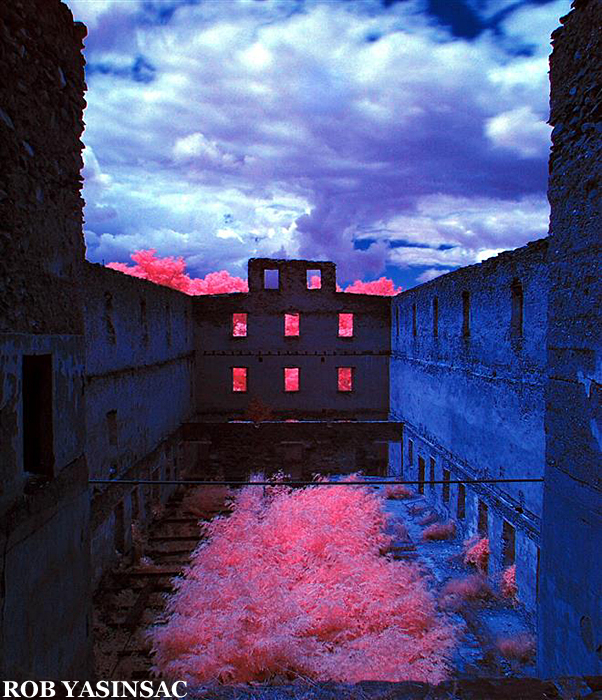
[418,456,425,494]
[264,268,279,289]
[339,313,353,337]
[22,354,54,478]
[443,468,450,503]
[408,439,414,466]
[412,304,417,337]
[502,520,516,566]
[114,501,125,555]
[457,483,466,519]
[232,367,248,392]
[285,313,300,336]
[433,297,439,337]
[104,292,116,344]
[478,500,488,536]
[307,269,321,289]
[511,280,523,337]
[337,367,353,392]
[140,298,148,346]
[232,313,247,337]
[462,291,470,338]
[429,456,436,488]
[131,487,140,521]
[284,367,300,392]
[106,410,118,447]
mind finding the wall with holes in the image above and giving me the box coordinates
[83,263,195,583]
[193,258,391,419]
[390,239,549,612]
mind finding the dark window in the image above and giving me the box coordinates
[285,313,300,336]
[462,291,470,338]
[536,546,540,602]
[232,367,247,392]
[264,268,279,289]
[443,468,450,503]
[22,354,54,478]
[106,410,118,447]
[408,439,414,466]
[284,367,300,392]
[337,367,353,392]
[412,304,417,337]
[114,501,125,555]
[502,520,516,566]
[232,313,247,337]
[457,483,466,519]
[104,292,116,344]
[433,297,438,337]
[478,500,488,536]
[418,456,425,494]
[307,269,321,289]
[131,487,140,521]
[429,456,436,488]
[511,280,523,337]
[140,298,148,346]
[396,307,400,337]
[339,313,353,337]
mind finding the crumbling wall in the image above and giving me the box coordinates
[84,264,195,583]
[539,0,601,675]
[194,259,391,420]
[0,0,91,679]
[390,240,548,612]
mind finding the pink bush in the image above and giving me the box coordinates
[439,575,493,610]
[496,633,535,662]
[464,536,489,574]
[182,486,232,518]
[384,485,413,500]
[418,512,439,527]
[422,520,456,541]
[150,482,457,684]
[501,564,517,598]
[343,278,403,296]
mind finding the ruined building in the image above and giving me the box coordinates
[0,0,599,682]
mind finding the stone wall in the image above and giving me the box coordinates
[390,239,548,612]
[539,0,601,675]
[0,0,91,679]
[84,264,195,583]
[194,258,391,420]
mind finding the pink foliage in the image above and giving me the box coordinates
[149,483,457,684]
[107,249,248,295]
[496,633,535,662]
[418,512,439,527]
[343,277,403,296]
[232,367,247,392]
[384,485,413,500]
[422,520,456,541]
[501,564,518,598]
[308,274,322,290]
[337,367,353,392]
[284,313,300,336]
[464,536,489,574]
[182,487,232,519]
[439,575,493,610]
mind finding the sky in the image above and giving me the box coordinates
[64,0,571,289]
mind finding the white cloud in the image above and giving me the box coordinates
[416,268,452,284]
[486,106,551,158]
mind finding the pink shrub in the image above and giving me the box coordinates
[439,575,493,610]
[501,564,518,598]
[419,512,439,527]
[150,482,457,684]
[182,486,232,518]
[464,536,489,574]
[422,520,456,541]
[384,485,413,500]
[496,633,535,662]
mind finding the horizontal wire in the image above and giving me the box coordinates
[89,478,544,486]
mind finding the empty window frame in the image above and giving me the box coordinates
[443,468,451,503]
[307,269,321,289]
[408,439,414,466]
[418,456,425,494]
[477,499,488,537]
[429,456,436,488]
[284,367,300,392]
[462,291,470,338]
[106,410,118,447]
[412,303,417,337]
[232,313,247,337]
[284,313,300,336]
[22,354,54,477]
[338,313,354,338]
[232,367,248,392]
[457,483,466,519]
[511,280,524,337]
[263,268,279,289]
[433,297,439,337]
[502,520,516,567]
[337,367,353,392]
